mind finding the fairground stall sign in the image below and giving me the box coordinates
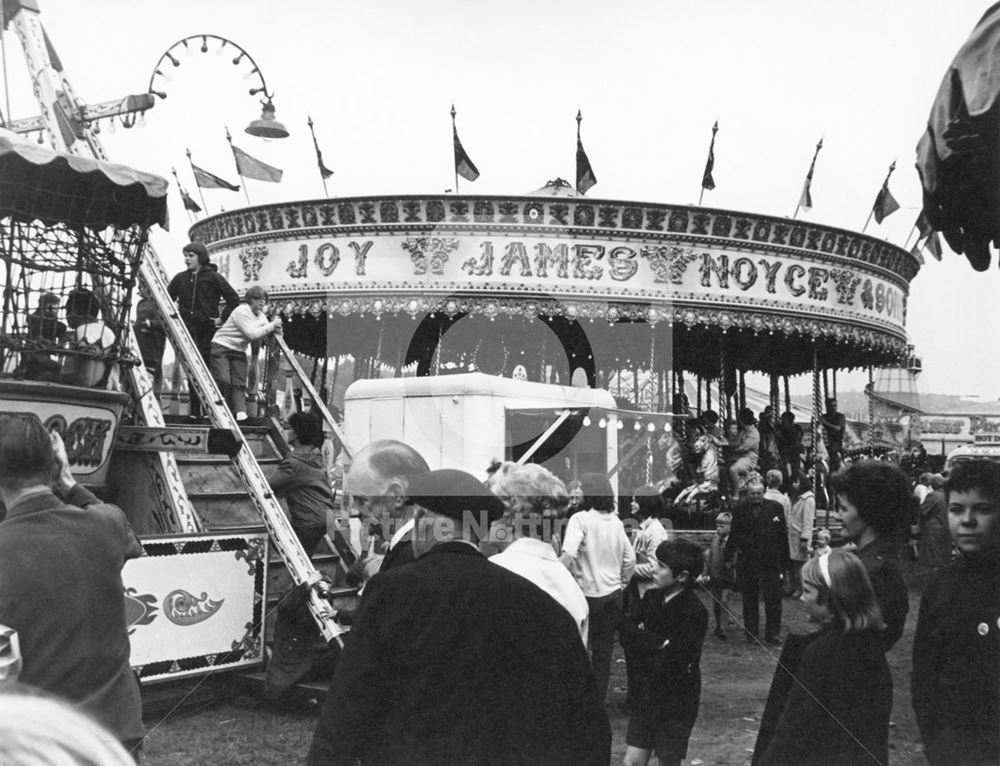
[190,196,919,381]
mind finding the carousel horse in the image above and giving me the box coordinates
[673,432,720,507]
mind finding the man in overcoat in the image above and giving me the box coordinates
[309,468,611,766]
[727,476,790,645]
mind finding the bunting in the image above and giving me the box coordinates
[192,164,239,192]
[575,110,597,195]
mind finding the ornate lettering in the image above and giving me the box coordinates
[860,279,874,310]
[875,283,886,313]
[573,244,604,280]
[238,245,267,282]
[699,253,729,288]
[463,241,495,276]
[731,257,758,290]
[784,264,806,297]
[500,242,533,277]
[349,240,373,276]
[607,246,638,281]
[758,259,781,293]
[829,269,861,305]
[807,267,829,301]
[44,415,111,468]
[534,243,569,279]
[640,246,697,284]
[315,243,340,277]
[287,243,308,278]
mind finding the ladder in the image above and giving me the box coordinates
[7,0,344,646]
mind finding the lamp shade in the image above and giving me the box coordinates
[246,99,289,139]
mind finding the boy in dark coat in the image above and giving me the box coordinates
[912,460,1000,765]
[623,539,708,766]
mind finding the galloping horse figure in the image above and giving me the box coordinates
[673,432,720,507]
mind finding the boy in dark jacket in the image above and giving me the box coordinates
[167,242,239,418]
[623,539,708,766]
[912,460,1000,765]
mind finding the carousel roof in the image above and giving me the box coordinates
[0,130,169,230]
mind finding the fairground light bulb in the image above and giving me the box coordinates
[582,416,591,427]
[598,417,607,429]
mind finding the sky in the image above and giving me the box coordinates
[2,0,998,399]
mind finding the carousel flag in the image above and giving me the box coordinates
[798,138,823,211]
[307,117,334,180]
[575,110,597,195]
[192,164,239,192]
[925,230,943,261]
[915,209,933,239]
[872,161,900,224]
[180,188,202,213]
[231,144,283,183]
[701,121,718,191]
[451,105,480,182]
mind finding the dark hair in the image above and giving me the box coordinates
[183,241,210,265]
[288,411,324,448]
[632,484,664,519]
[946,460,1000,506]
[0,414,55,490]
[830,460,910,537]
[655,539,704,584]
[244,285,268,302]
[701,409,719,426]
[579,472,614,512]
[738,407,755,426]
[64,288,100,320]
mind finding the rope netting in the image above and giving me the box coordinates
[0,217,147,387]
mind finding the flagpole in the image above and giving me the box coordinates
[793,138,823,220]
[226,127,252,206]
[186,148,209,213]
[902,224,919,250]
[862,161,896,234]
[699,120,718,206]
[307,115,329,198]
[451,104,460,195]
[171,167,196,225]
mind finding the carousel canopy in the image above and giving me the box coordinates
[0,129,168,230]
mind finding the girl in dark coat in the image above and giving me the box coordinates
[753,549,892,766]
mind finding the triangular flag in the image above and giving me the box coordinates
[192,164,239,192]
[701,121,718,191]
[180,189,202,213]
[915,209,932,239]
[231,144,283,183]
[798,138,823,211]
[872,186,900,224]
[313,136,333,180]
[909,242,926,265]
[453,124,480,182]
[576,112,597,195]
[925,231,943,261]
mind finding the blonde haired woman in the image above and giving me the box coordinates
[753,549,892,765]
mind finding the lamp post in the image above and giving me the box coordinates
[147,34,289,139]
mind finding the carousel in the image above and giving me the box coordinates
[189,181,919,511]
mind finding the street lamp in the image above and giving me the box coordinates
[147,34,289,139]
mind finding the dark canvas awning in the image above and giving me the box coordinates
[0,131,168,230]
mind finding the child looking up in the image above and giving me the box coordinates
[623,539,708,766]
[753,549,892,765]
[912,460,1000,765]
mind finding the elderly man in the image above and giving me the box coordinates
[309,468,611,765]
[0,414,143,758]
[727,476,789,645]
[344,439,429,572]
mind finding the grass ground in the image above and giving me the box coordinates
[141,578,928,765]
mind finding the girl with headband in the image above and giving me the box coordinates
[752,549,892,765]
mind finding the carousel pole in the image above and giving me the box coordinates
[648,325,656,411]
[696,376,702,415]
[832,369,837,399]
[783,375,791,413]
[868,366,875,458]
[812,345,825,523]
[738,370,746,412]
[822,369,830,403]
[374,324,384,379]
[330,355,340,399]
[719,345,730,421]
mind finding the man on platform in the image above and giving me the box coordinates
[0,414,143,758]
[308,468,611,766]
[727,476,790,645]
[820,397,846,473]
[344,439,429,573]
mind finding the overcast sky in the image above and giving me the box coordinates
[4,0,997,399]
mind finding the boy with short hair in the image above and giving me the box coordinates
[623,539,708,766]
[702,511,735,639]
[912,460,1000,765]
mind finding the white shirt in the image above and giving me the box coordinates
[491,537,589,644]
[632,516,670,597]
[764,488,792,521]
[561,509,636,598]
